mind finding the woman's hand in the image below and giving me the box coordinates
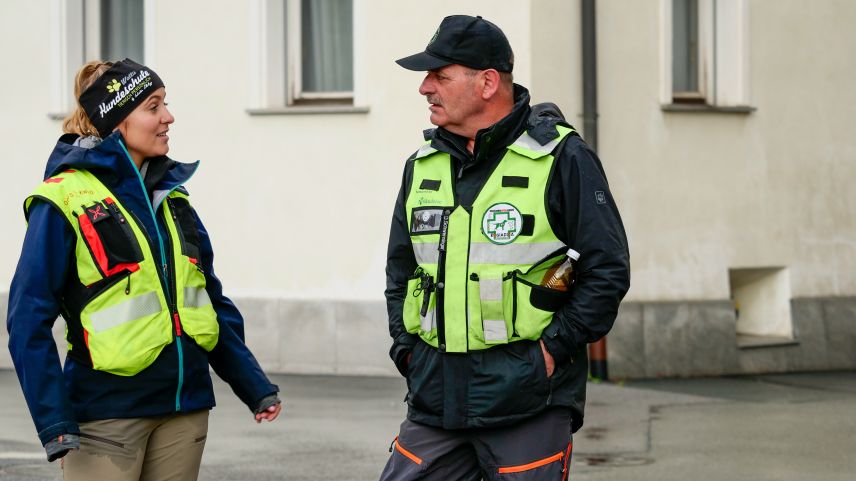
[254,402,282,423]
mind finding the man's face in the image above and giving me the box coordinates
[418,64,482,136]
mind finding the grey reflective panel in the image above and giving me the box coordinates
[184,287,212,308]
[483,319,508,342]
[415,143,437,159]
[420,307,436,332]
[469,241,565,265]
[413,242,439,265]
[479,278,503,302]
[512,132,561,155]
[89,291,163,333]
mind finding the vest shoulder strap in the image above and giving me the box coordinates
[507,125,575,159]
[24,169,107,223]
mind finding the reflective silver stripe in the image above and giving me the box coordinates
[479,278,503,302]
[184,287,212,308]
[483,319,508,342]
[420,308,436,332]
[89,291,163,333]
[415,143,437,159]
[512,132,561,155]
[469,241,565,265]
[413,242,439,265]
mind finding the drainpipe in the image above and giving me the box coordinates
[581,0,609,381]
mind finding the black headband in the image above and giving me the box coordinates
[78,58,165,138]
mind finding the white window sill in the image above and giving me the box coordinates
[246,105,370,116]
[662,104,756,114]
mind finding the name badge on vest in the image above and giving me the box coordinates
[411,207,444,235]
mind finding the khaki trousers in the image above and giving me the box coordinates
[62,410,209,481]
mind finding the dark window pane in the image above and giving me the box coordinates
[101,0,144,62]
[301,0,353,93]
[673,0,698,93]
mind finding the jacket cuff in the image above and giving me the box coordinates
[44,434,79,462]
[37,421,79,446]
[541,322,573,366]
[390,333,418,377]
[252,393,281,415]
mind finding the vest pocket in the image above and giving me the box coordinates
[403,269,437,341]
[167,197,201,260]
[472,272,511,345]
[76,198,143,278]
[80,281,172,376]
[505,273,568,340]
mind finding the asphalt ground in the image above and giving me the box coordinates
[1,369,854,480]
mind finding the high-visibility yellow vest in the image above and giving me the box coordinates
[25,168,219,376]
[404,126,575,353]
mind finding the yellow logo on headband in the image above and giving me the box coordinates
[106,79,121,93]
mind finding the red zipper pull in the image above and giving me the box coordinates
[173,312,182,336]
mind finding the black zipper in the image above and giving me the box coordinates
[165,197,188,256]
[435,208,450,352]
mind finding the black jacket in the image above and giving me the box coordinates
[385,86,630,431]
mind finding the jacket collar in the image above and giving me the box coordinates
[427,84,532,165]
[45,131,199,194]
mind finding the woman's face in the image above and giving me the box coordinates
[116,87,174,164]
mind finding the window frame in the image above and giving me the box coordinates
[48,0,153,119]
[661,0,752,111]
[248,0,366,114]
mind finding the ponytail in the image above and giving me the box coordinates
[61,61,112,137]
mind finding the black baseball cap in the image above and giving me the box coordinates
[396,15,514,73]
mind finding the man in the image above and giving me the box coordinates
[382,15,630,481]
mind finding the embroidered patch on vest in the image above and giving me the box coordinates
[411,207,444,235]
[482,203,523,245]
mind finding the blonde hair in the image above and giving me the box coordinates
[62,61,112,137]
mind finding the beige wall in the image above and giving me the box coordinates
[0,0,532,300]
[591,0,856,301]
[1,0,854,307]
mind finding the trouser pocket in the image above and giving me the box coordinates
[379,436,426,480]
[497,443,573,480]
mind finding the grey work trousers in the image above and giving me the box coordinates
[62,409,209,481]
[380,407,573,481]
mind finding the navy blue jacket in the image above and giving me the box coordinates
[7,132,278,446]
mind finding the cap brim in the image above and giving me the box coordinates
[395,51,453,71]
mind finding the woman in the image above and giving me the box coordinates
[7,59,281,480]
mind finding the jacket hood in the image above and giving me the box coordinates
[527,101,572,145]
[44,131,199,188]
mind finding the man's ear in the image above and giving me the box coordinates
[480,69,501,100]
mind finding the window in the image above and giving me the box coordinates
[94,0,145,62]
[662,0,751,109]
[289,0,353,103]
[672,0,701,102]
[249,0,364,113]
[49,0,150,117]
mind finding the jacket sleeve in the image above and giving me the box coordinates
[192,210,279,410]
[385,161,419,376]
[7,201,80,446]
[540,137,631,365]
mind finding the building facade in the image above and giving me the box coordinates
[1,0,854,378]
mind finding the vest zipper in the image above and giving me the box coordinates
[118,139,185,412]
[435,209,450,352]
